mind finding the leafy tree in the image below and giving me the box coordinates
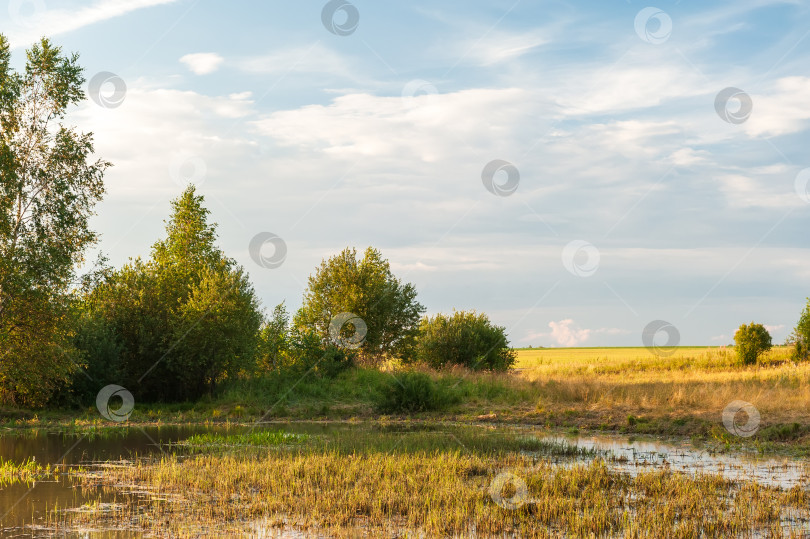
[733,322,772,365]
[413,310,516,371]
[0,36,108,405]
[82,187,262,401]
[295,247,424,365]
[789,298,810,362]
[258,302,291,372]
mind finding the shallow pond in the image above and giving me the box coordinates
[0,422,807,537]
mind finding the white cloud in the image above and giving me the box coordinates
[717,173,804,209]
[251,87,536,162]
[5,0,179,48]
[548,319,591,347]
[595,328,632,336]
[743,77,810,138]
[456,29,551,66]
[237,44,356,79]
[180,53,225,75]
[764,324,785,333]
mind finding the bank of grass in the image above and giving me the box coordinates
[62,432,810,537]
[4,346,809,449]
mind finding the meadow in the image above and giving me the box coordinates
[4,345,810,537]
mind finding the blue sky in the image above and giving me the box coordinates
[3,0,809,347]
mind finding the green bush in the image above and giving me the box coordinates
[81,187,262,402]
[373,371,457,414]
[733,322,772,365]
[258,302,355,379]
[790,298,810,362]
[413,311,516,371]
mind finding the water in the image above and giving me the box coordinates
[0,422,807,537]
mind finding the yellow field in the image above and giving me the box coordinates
[510,346,810,428]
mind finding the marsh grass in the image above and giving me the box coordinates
[0,457,53,484]
[63,446,810,537]
[180,430,308,449]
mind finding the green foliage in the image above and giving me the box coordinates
[183,430,307,448]
[790,298,810,362]
[413,310,516,371]
[0,36,108,406]
[259,303,291,372]
[258,303,355,378]
[733,322,772,365]
[373,371,458,414]
[295,247,424,365]
[81,187,262,402]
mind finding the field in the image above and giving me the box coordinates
[4,346,810,537]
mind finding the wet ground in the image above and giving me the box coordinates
[0,422,807,537]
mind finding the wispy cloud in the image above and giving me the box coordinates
[5,0,180,48]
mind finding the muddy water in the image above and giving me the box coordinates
[0,422,807,537]
[536,433,810,489]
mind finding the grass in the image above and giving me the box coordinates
[10,345,810,536]
[3,346,808,451]
[181,430,308,449]
[54,425,810,537]
[0,457,53,484]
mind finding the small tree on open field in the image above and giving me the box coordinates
[789,298,810,362]
[0,36,108,406]
[734,322,772,365]
[295,247,424,365]
[413,310,516,372]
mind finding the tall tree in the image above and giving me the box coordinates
[83,187,262,401]
[296,247,424,364]
[0,36,107,405]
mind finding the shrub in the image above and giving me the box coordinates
[790,298,810,362]
[733,322,772,365]
[413,311,516,371]
[373,371,456,414]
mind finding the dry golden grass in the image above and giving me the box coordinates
[512,346,810,426]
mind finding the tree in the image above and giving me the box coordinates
[789,298,810,362]
[733,322,772,365]
[82,187,262,401]
[413,310,516,371]
[295,247,424,364]
[0,36,108,406]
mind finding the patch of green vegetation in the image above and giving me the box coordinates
[0,457,52,484]
[373,371,460,414]
[182,430,308,448]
